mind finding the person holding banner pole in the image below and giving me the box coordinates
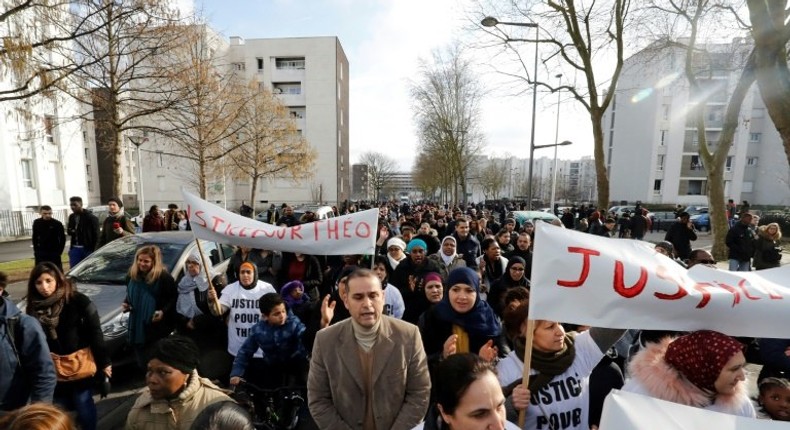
[622,330,756,418]
[504,319,624,430]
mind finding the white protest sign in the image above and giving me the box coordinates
[528,223,790,338]
[600,390,783,429]
[182,189,379,255]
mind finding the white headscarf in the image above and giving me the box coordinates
[176,253,210,318]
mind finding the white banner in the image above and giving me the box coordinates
[182,189,379,255]
[528,223,790,338]
[600,390,782,429]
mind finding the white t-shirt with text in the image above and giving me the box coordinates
[218,280,276,357]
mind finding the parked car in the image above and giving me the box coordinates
[691,213,711,231]
[608,206,637,217]
[293,205,335,222]
[650,211,678,232]
[684,205,709,216]
[62,232,233,365]
[511,210,562,226]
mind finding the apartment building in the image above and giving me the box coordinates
[603,39,790,206]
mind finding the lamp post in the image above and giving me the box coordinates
[549,73,563,214]
[482,16,539,208]
[127,135,148,212]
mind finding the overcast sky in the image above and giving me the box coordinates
[187,0,595,170]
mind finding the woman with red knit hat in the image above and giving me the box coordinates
[623,330,755,417]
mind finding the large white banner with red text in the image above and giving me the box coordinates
[600,390,782,429]
[182,190,378,255]
[529,223,790,338]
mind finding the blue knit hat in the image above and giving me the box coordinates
[406,238,427,252]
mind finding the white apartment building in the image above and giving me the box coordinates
[603,39,790,206]
[226,36,350,207]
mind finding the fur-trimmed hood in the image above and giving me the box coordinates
[627,337,749,410]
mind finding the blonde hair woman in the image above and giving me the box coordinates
[122,245,177,368]
[754,223,783,270]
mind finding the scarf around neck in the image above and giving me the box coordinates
[31,288,66,340]
[176,272,208,319]
[524,332,577,394]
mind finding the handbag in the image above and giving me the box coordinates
[51,347,97,382]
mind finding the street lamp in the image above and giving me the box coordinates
[127,135,148,212]
[482,16,539,208]
[550,73,563,214]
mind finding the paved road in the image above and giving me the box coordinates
[0,239,34,263]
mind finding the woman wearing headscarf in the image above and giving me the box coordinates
[621,330,755,417]
[125,336,232,430]
[390,238,444,324]
[428,236,467,280]
[175,254,226,361]
[421,267,508,373]
[280,279,311,323]
[504,317,624,430]
[26,263,110,430]
[384,237,408,277]
[417,272,444,333]
[487,256,529,318]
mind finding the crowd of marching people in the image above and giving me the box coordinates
[1,197,787,429]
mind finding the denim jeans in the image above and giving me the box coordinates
[55,385,97,430]
[728,259,751,272]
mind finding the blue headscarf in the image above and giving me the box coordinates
[433,267,500,338]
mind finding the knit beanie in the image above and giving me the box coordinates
[149,335,200,373]
[406,238,427,253]
[664,330,743,392]
[424,272,443,285]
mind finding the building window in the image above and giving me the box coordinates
[338,82,341,100]
[339,62,343,80]
[750,132,761,143]
[747,157,758,166]
[157,151,163,167]
[85,164,91,176]
[687,180,705,195]
[656,155,664,171]
[21,159,35,188]
[233,62,245,71]
[662,104,670,120]
[87,180,93,192]
[256,58,264,72]
[653,179,662,195]
[659,130,667,146]
[742,181,754,193]
[275,57,305,70]
[50,161,62,190]
[84,148,89,159]
[273,82,301,95]
[690,155,703,170]
[725,156,733,172]
[340,108,343,126]
[44,115,54,143]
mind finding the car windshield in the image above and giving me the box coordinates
[68,239,187,283]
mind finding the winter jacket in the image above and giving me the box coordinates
[67,210,100,252]
[32,217,66,258]
[623,337,755,417]
[97,211,135,248]
[125,370,232,430]
[427,252,466,281]
[725,222,756,262]
[753,231,781,270]
[390,257,445,325]
[142,214,166,232]
[664,221,698,261]
[452,233,481,268]
[230,311,306,377]
[0,296,56,411]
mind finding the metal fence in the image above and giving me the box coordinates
[0,209,69,240]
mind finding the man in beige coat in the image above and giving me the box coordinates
[308,269,431,430]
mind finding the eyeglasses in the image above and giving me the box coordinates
[510,267,525,272]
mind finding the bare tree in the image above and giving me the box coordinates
[477,159,508,199]
[747,0,790,169]
[475,0,631,209]
[54,0,185,197]
[227,81,317,213]
[413,151,450,203]
[154,24,251,198]
[643,1,753,259]
[0,1,119,102]
[358,151,398,201]
[411,44,486,205]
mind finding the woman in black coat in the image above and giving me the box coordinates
[487,256,529,318]
[26,262,110,430]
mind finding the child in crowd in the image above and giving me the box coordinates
[757,377,790,421]
[281,280,311,323]
[229,293,307,388]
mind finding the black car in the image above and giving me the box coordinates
[650,212,678,232]
[65,232,233,364]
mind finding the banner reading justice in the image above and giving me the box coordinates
[182,189,379,255]
[529,223,790,338]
